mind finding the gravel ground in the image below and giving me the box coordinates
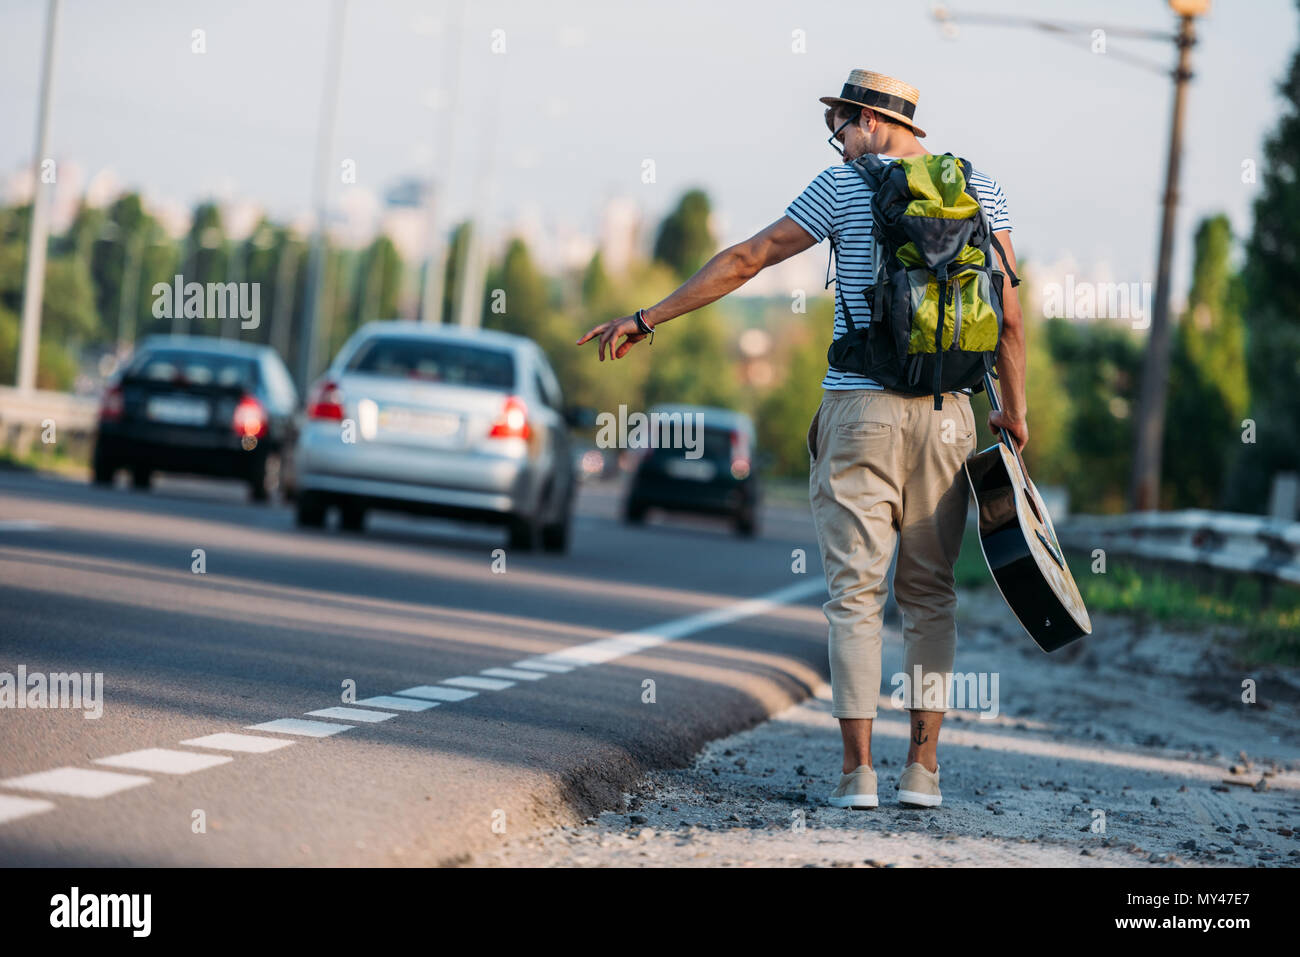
[476,590,1300,867]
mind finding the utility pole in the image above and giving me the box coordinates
[1129,11,1199,511]
[933,0,1211,512]
[16,0,61,393]
[296,0,347,391]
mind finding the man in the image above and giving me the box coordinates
[577,70,1027,810]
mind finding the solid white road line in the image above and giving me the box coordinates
[355,695,439,712]
[245,718,354,737]
[0,794,57,824]
[512,659,576,673]
[0,766,151,798]
[93,748,234,774]
[441,675,514,691]
[531,579,826,668]
[394,685,477,702]
[0,520,52,531]
[480,667,547,681]
[181,732,296,753]
[306,707,397,723]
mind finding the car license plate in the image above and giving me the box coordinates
[145,395,210,426]
[378,407,461,440]
[665,458,717,482]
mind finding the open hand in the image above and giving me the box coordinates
[575,315,647,361]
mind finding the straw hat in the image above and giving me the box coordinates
[819,69,927,139]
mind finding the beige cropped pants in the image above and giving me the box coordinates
[807,388,976,719]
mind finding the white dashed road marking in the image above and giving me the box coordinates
[181,732,296,753]
[1,767,152,798]
[0,520,52,531]
[394,685,478,702]
[306,707,397,723]
[480,668,547,681]
[512,659,575,673]
[356,696,439,712]
[246,718,354,737]
[441,675,514,691]
[0,580,826,833]
[0,794,56,824]
[93,748,234,774]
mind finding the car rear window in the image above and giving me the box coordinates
[126,349,258,389]
[651,427,736,463]
[345,336,515,389]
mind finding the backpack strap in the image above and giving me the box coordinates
[989,232,1020,288]
[852,152,890,190]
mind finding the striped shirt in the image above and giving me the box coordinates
[785,158,1013,391]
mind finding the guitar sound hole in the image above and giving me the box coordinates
[1023,486,1043,524]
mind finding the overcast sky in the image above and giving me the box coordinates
[1,0,1296,300]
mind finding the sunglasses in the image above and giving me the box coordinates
[824,106,861,157]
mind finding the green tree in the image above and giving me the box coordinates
[755,309,830,477]
[437,221,471,324]
[1233,1,1300,511]
[0,238,98,389]
[1043,318,1144,513]
[482,237,551,340]
[653,189,715,280]
[1164,215,1249,508]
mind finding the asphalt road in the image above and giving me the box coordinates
[0,468,831,865]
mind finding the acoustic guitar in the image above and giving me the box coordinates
[964,372,1091,652]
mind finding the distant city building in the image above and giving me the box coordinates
[599,196,640,276]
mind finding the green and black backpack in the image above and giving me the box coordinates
[827,152,1019,409]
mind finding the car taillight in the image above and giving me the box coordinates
[488,395,531,439]
[307,379,344,420]
[730,431,751,480]
[99,384,124,422]
[232,395,269,439]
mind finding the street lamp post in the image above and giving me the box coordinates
[296,0,348,391]
[15,0,61,393]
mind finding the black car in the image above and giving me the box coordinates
[623,405,761,536]
[92,336,299,501]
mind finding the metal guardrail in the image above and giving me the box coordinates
[1058,509,1300,587]
[0,385,99,456]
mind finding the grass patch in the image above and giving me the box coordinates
[955,522,1299,666]
[1067,556,1300,667]
[0,444,89,478]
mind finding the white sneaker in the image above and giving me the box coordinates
[828,764,878,809]
[897,762,942,807]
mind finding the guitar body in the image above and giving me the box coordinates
[964,440,1091,652]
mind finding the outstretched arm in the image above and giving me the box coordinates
[576,215,816,360]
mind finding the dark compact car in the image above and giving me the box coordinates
[92,336,299,501]
[623,404,761,536]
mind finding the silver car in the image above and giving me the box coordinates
[294,321,577,552]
